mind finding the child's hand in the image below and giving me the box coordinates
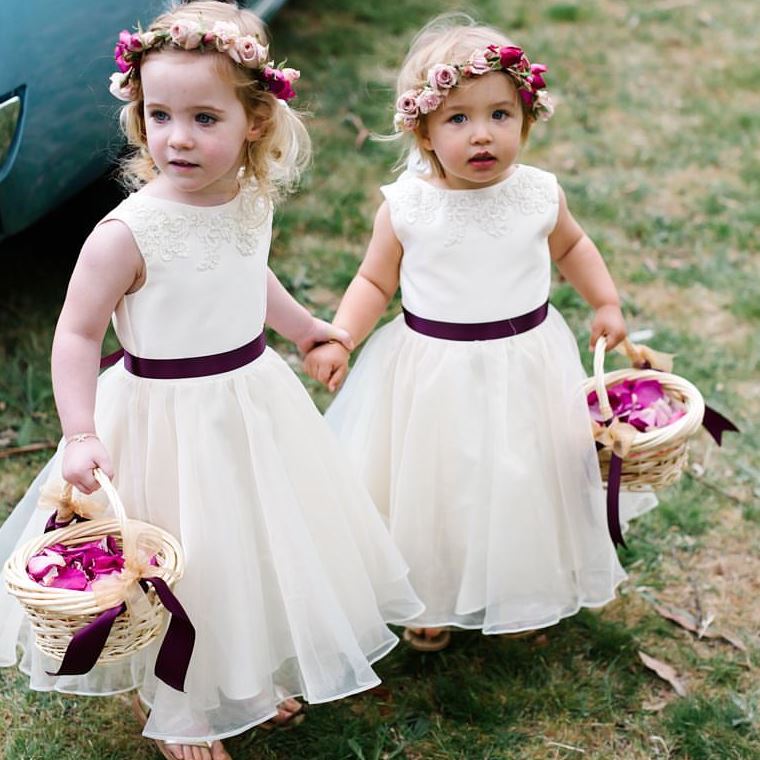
[61,436,114,495]
[304,342,351,392]
[296,318,354,355]
[590,304,626,351]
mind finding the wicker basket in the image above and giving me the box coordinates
[3,469,184,664]
[584,336,705,491]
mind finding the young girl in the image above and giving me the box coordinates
[305,16,655,652]
[0,3,423,758]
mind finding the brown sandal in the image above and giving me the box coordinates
[403,627,451,652]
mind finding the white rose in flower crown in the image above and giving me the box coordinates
[394,112,417,132]
[417,89,443,115]
[169,20,203,49]
[463,52,491,77]
[428,64,458,91]
[211,21,239,50]
[109,72,134,102]
[536,90,554,120]
[141,31,157,48]
[281,67,300,83]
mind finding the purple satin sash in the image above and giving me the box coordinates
[403,301,549,341]
[47,576,195,692]
[100,331,266,378]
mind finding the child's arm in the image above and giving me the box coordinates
[52,221,144,493]
[549,186,626,350]
[304,202,402,391]
[265,268,353,353]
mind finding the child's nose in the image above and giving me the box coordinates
[470,121,492,143]
[168,124,194,149]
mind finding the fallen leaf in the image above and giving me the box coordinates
[638,651,688,696]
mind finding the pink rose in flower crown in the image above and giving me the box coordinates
[210,20,239,51]
[231,36,268,67]
[262,67,296,101]
[428,64,458,91]
[169,20,203,49]
[417,89,443,115]
[114,30,141,73]
[499,45,525,68]
[396,90,420,116]
[528,63,547,91]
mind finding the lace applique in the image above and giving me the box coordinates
[113,189,271,270]
[389,168,557,246]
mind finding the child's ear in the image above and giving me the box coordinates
[247,117,264,142]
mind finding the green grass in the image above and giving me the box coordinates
[1,0,759,757]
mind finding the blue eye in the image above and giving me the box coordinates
[449,113,467,124]
[196,113,217,125]
[492,109,509,121]
[149,110,169,123]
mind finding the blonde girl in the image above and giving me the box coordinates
[0,3,423,758]
[306,15,655,651]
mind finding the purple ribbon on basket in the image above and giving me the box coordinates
[602,406,739,548]
[47,577,195,692]
[44,513,89,533]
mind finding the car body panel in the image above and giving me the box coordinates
[0,0,287,242]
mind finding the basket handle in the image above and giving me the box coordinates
[592,335,613,422]
[92,468,130,535]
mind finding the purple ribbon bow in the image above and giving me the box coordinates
[47,577,195,692]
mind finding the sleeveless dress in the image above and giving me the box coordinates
[326,164,656,634]
[0,184,424,743]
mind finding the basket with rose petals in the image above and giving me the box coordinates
[3,470,192,689]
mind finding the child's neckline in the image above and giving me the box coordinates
[409,164,524,193]
[134,186,242,210]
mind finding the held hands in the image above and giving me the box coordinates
[590,303,627,351]
[295,317,354,355]
[304,342,351,393]
[61,436,114,495]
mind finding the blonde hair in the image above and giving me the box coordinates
[117,1,310,202]
[393,13,535,178]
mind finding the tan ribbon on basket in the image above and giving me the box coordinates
[618,340,674,372]
[37,480,107,524]
[90,521,164,621]
[593,419,638,459]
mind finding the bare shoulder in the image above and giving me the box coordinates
[73,218,143,294]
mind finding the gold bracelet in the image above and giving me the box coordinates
[64,433,99,447]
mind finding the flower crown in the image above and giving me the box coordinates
[109,20,299,103]
[394,45,553,132]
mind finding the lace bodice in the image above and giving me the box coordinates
[99,184,273,359]
[381,164,559,323]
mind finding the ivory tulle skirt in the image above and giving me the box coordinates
[326,307,656,633]
[0,347,424,743]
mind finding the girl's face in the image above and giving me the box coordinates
[141,50,259,204]
[421,72,524,190]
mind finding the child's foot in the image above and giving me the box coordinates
[259,697,306,730]
[403,626,451,651]
[163,739,231,760]
[130,693,231,760]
